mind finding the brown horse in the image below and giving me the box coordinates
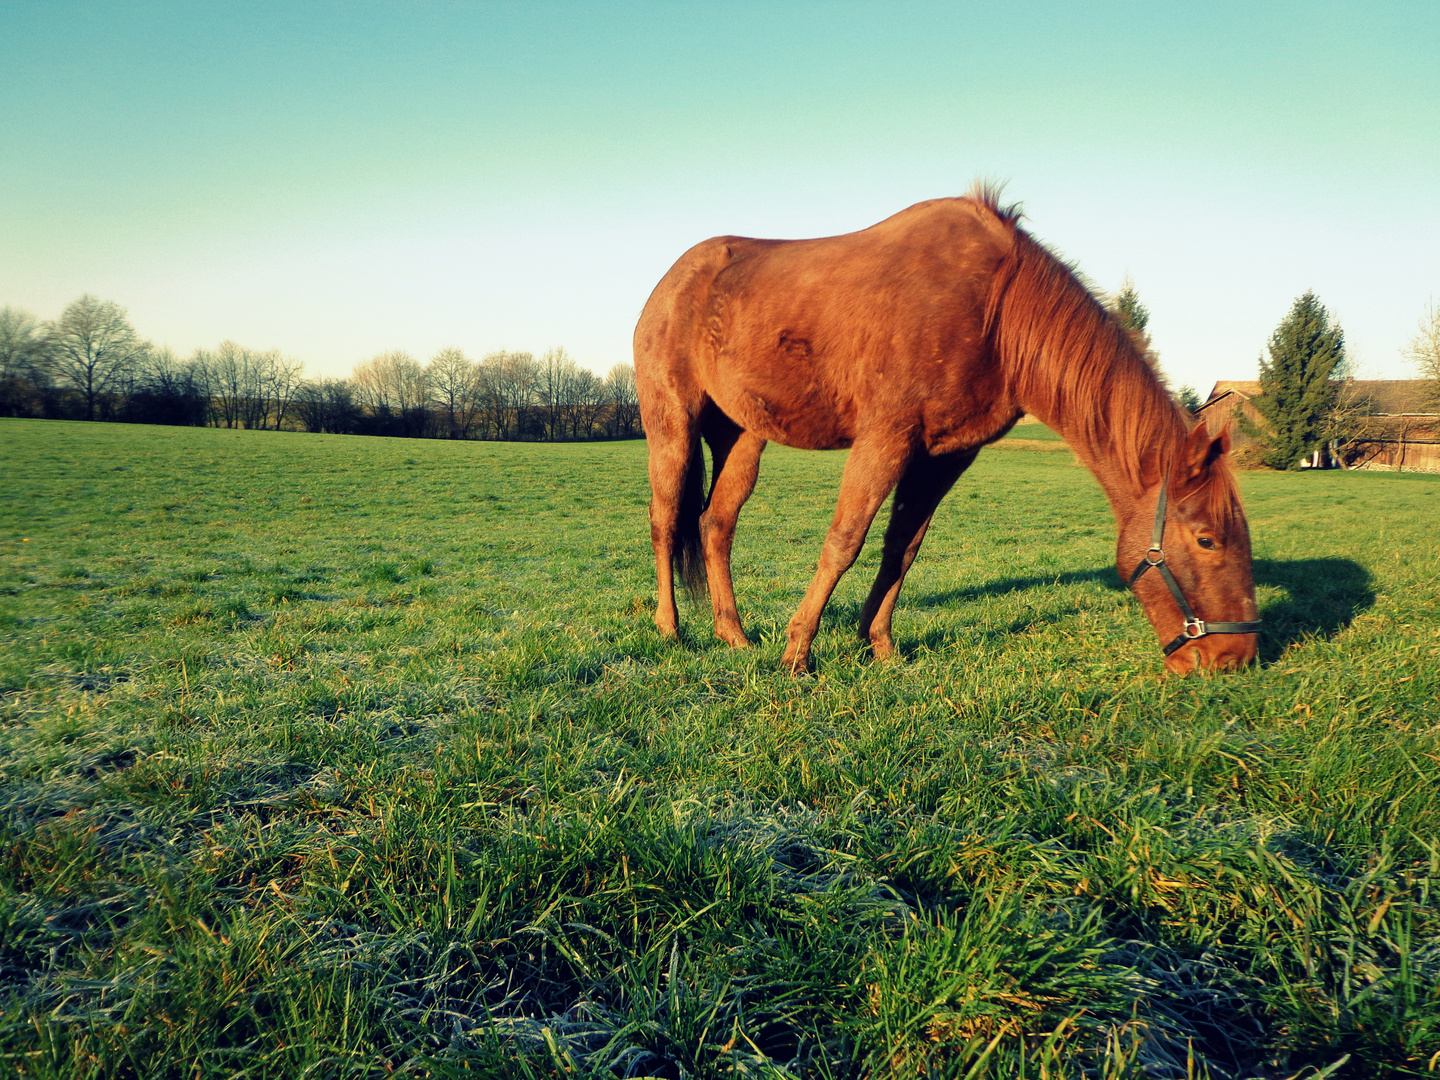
[633,185,1259,674]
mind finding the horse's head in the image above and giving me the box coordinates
[1119,422,1260,673]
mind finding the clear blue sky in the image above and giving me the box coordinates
[3,1,1437,393]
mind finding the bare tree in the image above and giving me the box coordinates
[259,351,305,430]
[532,348,611,440]
[353,351,429,435]
[473,355,501,438]
[238,349,276,429]
[270,352,306,429]
[500,351,539,438]
[428,347,481,438]
[205,340,250,428]
[293,380,326,433]
[605,363,640,437]
[294,378,360,434]
[1403,301,1440,408]
[568,367,606,439]
[477,350,538,439]
[187,347,218,426]
[242,349,273,429]
[124,346,208,426]
[45,295,147,421]
[351,353,396,416]
[536,347,576,440]
[0,306,49,417]
[395,355,430,436]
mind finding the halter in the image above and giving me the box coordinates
[1127,473,1263,657]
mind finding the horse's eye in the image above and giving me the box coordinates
[1197,536,1217,550]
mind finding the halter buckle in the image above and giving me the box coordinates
[1183,617,1206,639]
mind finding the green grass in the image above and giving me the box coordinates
[0,417,1437,1079]
[1001,418,1067,445]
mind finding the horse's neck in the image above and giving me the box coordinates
[1024,368,1183,520]
[995,234,1188,518]
[1077,447,1159,528]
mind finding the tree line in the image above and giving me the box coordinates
[0,295,642,441]
[8,290,1435,460]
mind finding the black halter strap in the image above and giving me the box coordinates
[1128,474,1262,657]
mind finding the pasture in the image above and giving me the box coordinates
[0,417,1437,1078]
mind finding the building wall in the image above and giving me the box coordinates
[1197,394,1265,449]
[1199,381,1440,470]
[1344,438,1440,473]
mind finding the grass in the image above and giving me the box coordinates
[0,417,1437,1079]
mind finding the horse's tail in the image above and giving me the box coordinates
[675,438,708,601]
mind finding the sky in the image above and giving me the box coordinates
[2,0,1438,395]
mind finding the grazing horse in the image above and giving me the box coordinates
[633,186,1259,674]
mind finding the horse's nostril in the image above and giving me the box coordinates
[1207,640,1258,671]
[1164,636,1258,674]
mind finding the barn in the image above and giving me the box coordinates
[1196,379,1440,472]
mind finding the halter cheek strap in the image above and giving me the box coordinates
[1128,474,1262,657]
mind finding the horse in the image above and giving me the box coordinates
[633,185,1260,674]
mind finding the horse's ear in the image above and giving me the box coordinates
[1180,420,1228,481]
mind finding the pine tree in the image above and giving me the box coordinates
[1110,276,1163,374]
[1252,292,1346,469]
[1113,277,1150,336]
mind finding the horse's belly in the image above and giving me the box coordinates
[710,383,855,450]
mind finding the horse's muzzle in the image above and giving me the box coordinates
[1163,633,1259,674]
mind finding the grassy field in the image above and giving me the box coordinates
[1,417,1437,1079]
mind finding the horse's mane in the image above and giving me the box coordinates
[967,186,1240,529]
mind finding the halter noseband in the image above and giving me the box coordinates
[1127,473,1262,657]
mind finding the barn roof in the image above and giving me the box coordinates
[1341,380,1436,415]
[1201,379,1436,415]
[1203,381,1261,404]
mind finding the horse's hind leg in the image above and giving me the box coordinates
[700,420,766,647]
[857,447,979,659]
[782,433,914,672]
[646,411,704,639]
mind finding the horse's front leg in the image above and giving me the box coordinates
[858,447,979,658]
[700,428,767,647]
[781,434,913,672]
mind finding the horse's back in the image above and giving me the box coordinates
[635,196,1020,449]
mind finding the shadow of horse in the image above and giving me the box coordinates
[859,558,1373,665]
[1250,557,1375,663]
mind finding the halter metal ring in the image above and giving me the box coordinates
[1183,618,1206,639]
[1144,547,1165,566]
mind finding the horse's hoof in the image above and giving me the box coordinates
[867,635,896,660]
[780,649,809,674]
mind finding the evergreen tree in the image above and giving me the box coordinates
[1113,276,1150,336]
[1110,276,1160,368]
[1176,384,1202,413]
[1252,291,1346,469]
